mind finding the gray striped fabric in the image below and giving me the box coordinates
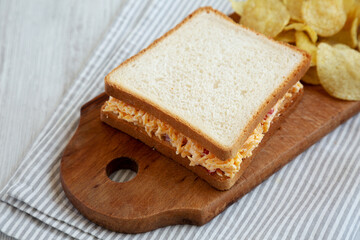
[0,0,359,239]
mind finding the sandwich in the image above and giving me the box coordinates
[100,7,311,190]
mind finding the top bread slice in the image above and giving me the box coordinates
[105,7,311,161]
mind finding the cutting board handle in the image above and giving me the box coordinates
[106,157,138,180]
[61,93,213,233]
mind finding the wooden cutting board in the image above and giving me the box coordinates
[60,84,360,233]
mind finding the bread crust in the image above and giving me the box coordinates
[101,86,303,190]
[105,7,311,161]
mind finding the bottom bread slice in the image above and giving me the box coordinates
[100,88,303,190]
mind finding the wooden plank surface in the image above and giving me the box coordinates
[0,1,124,239]
[61,86,360,233]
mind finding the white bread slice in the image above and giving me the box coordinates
[105,7,311,161]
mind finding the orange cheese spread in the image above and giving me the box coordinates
[103,82,303,178]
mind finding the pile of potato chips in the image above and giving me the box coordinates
[231,0,360,101]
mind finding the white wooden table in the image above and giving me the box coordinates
[0,1,126,239]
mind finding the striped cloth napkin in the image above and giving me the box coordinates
[1,0,359,239]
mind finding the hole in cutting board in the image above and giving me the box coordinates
[106,157,138,183]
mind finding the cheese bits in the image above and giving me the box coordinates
[103,82,303,178]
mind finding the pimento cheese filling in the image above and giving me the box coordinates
[103,82,303,178]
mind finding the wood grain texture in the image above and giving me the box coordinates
[61,86,360,233]
[0,1,125,239]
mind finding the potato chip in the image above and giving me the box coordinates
[326,17,359,48]
[275,30,296,43]
[240,0,290,37]
[230,0,245,16]
[284,23,318,43]
[301,67,320,85]
[343,0,355,13]
[302,0,347,37]
[283,0,303,21]
[230,0,360,101]
[333,43,352,50]
[348,1,360,19]
[295,31,317,66]
[317,43,360,100]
